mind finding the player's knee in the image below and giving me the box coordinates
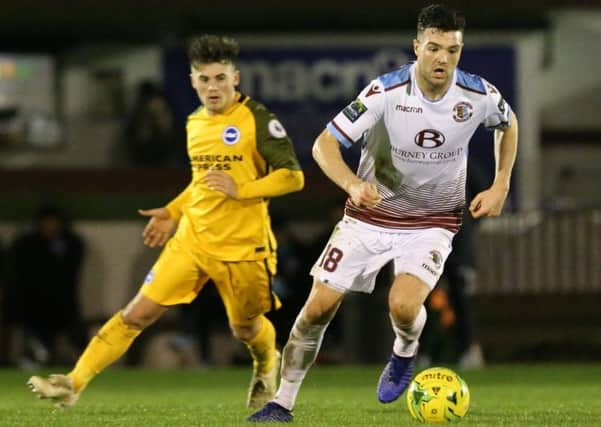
[301,304,334,325]
[122,293,166,329]
[388,297,420,326]
[230,323,255,342]
[121,309,160,330]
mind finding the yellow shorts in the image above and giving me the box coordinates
[140,236,281,326]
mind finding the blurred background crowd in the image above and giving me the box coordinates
[1,0,600,370]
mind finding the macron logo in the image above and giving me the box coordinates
[395,105,423,114]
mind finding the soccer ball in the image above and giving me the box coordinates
[406,367,470,423]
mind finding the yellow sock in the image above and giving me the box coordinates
[68,311,141,392]
[246,316,277,375]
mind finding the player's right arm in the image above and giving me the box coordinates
[313,129,381,208]
[137,182,192,247]
[164,182,193,221]
[314,79,386,208]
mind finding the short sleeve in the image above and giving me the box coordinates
[481,79,512,130]
[326,79,386,148]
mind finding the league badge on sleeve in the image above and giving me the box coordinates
[342,99,368,123]
[268,119,287,138]
[497,97,507,115]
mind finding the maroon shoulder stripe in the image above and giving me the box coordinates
[331,120,355,144]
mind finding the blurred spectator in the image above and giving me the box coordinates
[5,205,87,367]
[123,80,183,166]
[419,162,488,369]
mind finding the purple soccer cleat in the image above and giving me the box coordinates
[377,353,415,403]
[247,401,293,423]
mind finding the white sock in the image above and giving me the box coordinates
[391,305,427,357]
[274,378,300,411]
[273,311,329,410]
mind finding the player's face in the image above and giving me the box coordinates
[190,62,240,115]
[413,28,463,92]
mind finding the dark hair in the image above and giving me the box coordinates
[417,4,465,35]
[188,35,240,66]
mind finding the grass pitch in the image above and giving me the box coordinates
[2,364,600,426]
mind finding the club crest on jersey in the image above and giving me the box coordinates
[342,99,368,123]
[268,119,287,138]
[429,250,443,269]
[222,126,241,145]
[453,102,473,122]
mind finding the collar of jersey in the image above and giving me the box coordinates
[410,64,457,105]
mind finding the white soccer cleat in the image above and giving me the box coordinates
[247,350,281,409]
[27,374,80,408]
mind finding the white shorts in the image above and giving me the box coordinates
[310,216,454,294]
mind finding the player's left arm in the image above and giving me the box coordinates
[204,167,304,200]
[469,110,518,218]
[204,113,304,199]
[136,182,192,247]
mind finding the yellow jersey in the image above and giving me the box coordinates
[166,93,303,261]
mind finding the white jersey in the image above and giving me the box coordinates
[326,63,511,233]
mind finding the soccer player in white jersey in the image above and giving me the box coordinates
[249,3,518,422]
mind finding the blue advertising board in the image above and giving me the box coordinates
[163,39,515,197]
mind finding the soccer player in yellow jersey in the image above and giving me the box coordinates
[27,34,304,410]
